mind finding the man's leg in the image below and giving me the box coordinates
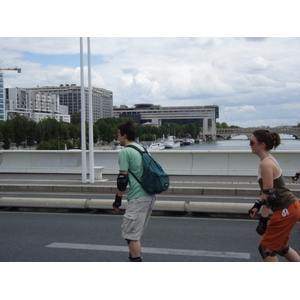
[123,196,155,262]
[128,240,142,261]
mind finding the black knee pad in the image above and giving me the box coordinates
[258,244,276,260]
[275,246,290,256]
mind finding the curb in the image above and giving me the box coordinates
[0,197,252,214]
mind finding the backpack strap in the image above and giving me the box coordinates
[125,144,147,185]
[126,144,147,154]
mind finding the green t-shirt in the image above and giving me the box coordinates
[118,142,149,200]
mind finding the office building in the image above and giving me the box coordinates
[5,88,70,123]
[114,103,219,139]
[24,84,113,123]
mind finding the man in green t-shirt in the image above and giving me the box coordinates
[112,120,156,262]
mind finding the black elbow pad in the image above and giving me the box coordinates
[117,173,129,191]
[263,188,277,208]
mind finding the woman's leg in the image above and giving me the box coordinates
[284,247,300,262]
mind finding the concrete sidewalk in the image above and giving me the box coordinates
[0,173,298,196]
[0,173,299,215]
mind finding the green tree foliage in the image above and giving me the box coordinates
[95,117,131,142]
[27,120,37,147]
[12,115,28,147]
[2,119,14,149]
[36,139,73,150]
[0,116,241,150]
[216,122,240,129]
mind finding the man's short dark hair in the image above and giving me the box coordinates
[118,120,136,141]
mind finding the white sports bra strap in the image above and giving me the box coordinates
[257,157,282,180]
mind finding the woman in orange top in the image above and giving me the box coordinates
[248,129,300,262]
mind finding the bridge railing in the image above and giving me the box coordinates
[217,127,300,133]
[0,150,298,177]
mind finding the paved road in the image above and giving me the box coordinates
[1,210,300,262]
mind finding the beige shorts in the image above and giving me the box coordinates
[122,195,156,241]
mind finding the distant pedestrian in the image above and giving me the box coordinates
[112,120,156,262]
[248,129,300,262]
[291,171,300,183]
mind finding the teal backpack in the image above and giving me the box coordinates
[126,144,170,194]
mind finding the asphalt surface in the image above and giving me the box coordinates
[1,173,300,265]
[1,209,300,262]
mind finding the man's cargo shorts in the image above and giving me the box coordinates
[122,195,156,241]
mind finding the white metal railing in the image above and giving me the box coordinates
[0,150,299,176]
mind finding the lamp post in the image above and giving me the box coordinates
[87,37,94,183]
[80,38,87,183]
[80,37,94,183]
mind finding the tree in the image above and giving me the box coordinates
[41,118,60,141]
[59,122,70,141]
[12,115,28,147]
[26,120,37,147]
[2,120,14,149]
[36,121,45,144]
[93,124,100,143]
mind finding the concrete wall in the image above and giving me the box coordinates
[0,150,298,176]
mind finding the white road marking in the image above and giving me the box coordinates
[46,242,250,259]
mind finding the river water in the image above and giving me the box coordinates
[167,135,300,151]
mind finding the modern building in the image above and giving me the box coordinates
[5,88,70,123]
[0,72,4,122]
[113,103,219,139]
[24,84,113,123]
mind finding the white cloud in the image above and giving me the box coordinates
[242,56,272,72]
[286,82,300,89]
[1,37,300,127]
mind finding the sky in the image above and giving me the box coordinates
[1,2,299,128]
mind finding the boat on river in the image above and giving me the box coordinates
[148,142,165,151]
[163,136,181,148]
[182,138,195,145]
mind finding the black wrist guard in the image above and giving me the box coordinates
[113,194,122,208]
[256,216,268,235]
[248,200,263,215]
[292,173,300,181]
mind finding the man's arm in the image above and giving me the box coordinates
[113,171,128,211]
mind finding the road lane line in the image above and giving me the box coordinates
[46,242,250,259]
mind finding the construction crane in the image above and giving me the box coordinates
[0,67,21,73]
